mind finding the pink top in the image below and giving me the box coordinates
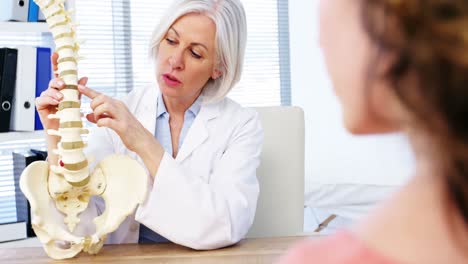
[276,230,399,264]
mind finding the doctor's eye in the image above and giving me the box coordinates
[166,38,176,45]
[190,50,202,59]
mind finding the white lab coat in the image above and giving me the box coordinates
[78,84,263,250]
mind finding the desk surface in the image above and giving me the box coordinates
[0,236,310,264]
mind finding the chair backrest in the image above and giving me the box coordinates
[246,106,305,238]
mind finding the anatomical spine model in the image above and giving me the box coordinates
[20,0,148,259]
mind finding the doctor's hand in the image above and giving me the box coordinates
[78,84,153,153]
[36,78,88,131]
[36,53,88,130]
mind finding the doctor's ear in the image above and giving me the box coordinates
[211,68,223,80]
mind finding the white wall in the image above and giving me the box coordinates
[288,1,415,212]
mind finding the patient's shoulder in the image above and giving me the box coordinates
[276,230,399,264]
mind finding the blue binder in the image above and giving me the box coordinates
[28,0,39,22]
[35,47,52,130]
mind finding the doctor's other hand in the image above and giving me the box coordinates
[78,84,152,153]
[35,76,88,131]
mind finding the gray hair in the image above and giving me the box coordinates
[149,0,247,103]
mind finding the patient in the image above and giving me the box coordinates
[278,0,468,263]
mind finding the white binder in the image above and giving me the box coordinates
[0,0,30,22]
[38,10,45,21]
[10,46,36,131]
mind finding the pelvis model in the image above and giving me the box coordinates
[20,0,148,259]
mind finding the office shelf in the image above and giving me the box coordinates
[0,22,49,33]
[0,131,46,143]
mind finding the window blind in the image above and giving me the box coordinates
[74,0,291,106]
[75,0,133,99]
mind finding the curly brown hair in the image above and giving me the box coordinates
[361,0,468,223]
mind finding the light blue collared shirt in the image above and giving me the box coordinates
[155,94,202,157]
[138,93,202,244]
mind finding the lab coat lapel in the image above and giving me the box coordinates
[175,102,220,163]
[139,87,158,138]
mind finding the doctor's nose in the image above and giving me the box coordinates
[168,51,184,71]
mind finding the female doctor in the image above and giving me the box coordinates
[35,0,263,250]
